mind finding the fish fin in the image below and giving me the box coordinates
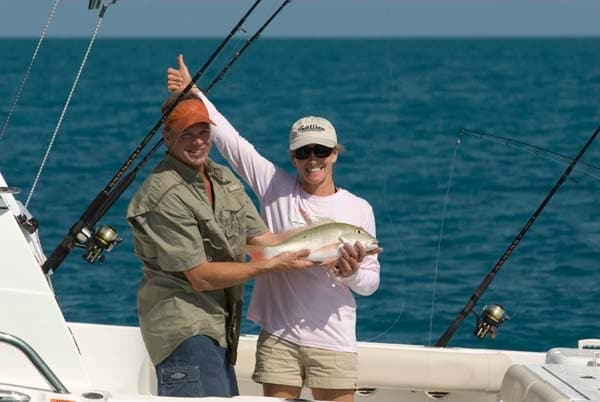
[242,244,266,262]
[338,236,350,245]
[299,209,336,225]
[299,208,337,225]
[318,217,337,224]
[309,243,341,262]
[299,208,317,224]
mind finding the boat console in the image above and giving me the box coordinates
[501,340,600,402]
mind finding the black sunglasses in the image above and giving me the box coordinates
[292,144,334,160]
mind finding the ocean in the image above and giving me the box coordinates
[1,38,600,353]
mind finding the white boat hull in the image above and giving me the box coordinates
[2,173,600,402]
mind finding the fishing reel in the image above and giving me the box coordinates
[473,303,509,340]
[74,224,122,264]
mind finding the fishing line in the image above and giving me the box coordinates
[430,130,584,344]
[0,0,61,142]
[427,134,461,347]
[364,300,405,342]
[363,39,408,343]
[43,0,291,274]
[461,129,600,181]
[436,124,600,347]
[363,174,406,343]
[26,2,116,208]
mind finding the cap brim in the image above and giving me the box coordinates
[169,117,215,133]
[289,136,337,150]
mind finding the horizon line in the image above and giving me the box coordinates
[2,34,600,40]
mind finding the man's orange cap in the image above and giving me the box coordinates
[165,99,215,133]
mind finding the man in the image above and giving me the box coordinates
[127,93,316,397]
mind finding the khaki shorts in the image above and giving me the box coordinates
[252,330,358,389]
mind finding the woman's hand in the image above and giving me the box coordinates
[333,241,383,278]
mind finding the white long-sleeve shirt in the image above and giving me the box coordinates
[200,93,380,352]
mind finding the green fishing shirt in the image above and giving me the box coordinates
[126,154,267,365]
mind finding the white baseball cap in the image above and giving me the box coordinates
[288,116,337,151]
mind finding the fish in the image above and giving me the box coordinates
[244,222,378,262]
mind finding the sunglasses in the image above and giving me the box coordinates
[292,144,334,160]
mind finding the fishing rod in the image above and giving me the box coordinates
[435,125,600,347]
[42,0,294,274]
[122,0,294,185]
[104,0,262,194]
[204,0,291,93]
[82,0,292,228]
[89,0,295,218]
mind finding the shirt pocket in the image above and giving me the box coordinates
[221,201,244,250]
[197,217,225,261]
[201,237,222,262]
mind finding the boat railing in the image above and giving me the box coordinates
[0,331,69,394]
[578,339,600,350]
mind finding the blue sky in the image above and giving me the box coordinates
[1,0,600,38]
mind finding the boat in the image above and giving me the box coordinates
[2,172,600,402]
[3,2,600,402]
